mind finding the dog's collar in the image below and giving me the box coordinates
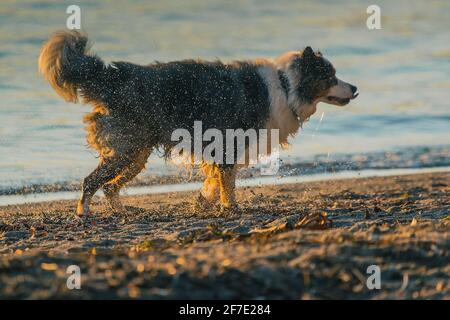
[278,70,300,119]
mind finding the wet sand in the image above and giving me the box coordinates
[0,172,449,299]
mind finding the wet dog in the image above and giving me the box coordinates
[38,30,358,215]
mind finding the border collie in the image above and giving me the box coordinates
[38,30,358,215]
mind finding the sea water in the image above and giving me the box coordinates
[0,0,449,193]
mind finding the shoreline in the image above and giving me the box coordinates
[2,144,449,197]
[1,166,449,206]
[0,171,449,299]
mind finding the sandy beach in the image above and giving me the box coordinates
[0,172,448,299]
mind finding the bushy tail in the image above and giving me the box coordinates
[38,30,105,103]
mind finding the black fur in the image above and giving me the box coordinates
[292,46,337,103]
[70,56,271,158]
[39,31,357,214]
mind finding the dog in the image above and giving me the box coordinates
[38,30,358,216]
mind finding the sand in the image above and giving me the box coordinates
[0,172,449,299]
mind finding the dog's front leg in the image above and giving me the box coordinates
[199,177,219,204]
[218,165,237,211]
[194,163,220,210]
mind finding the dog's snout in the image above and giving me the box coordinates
[350,84,357,94]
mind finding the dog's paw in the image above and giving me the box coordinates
[123,205,146,214]
[219,203,240,216]
[76,202,90,216]
[193,193,216,211]
[109,204,125,214]
[106,197,125,214]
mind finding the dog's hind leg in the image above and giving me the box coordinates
[102,148,152,213]
[77,154,135,216]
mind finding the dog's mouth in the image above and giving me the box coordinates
[326,92,358,106]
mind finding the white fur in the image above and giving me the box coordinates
[257,54,318,148]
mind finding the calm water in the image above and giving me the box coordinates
[0,0,449,191]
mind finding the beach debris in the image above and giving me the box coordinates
[250,212,331,235]
[250,222,287,235]
[4,231,28,241]
[29,226,36,239]
[296,212,331,229]
[0,172,447,299]
[41,262,58,271]
[136,263,145,273]
[399,273,409,292]
[435,281,445,292]
[373,205,383,213]
[400,192,410,199]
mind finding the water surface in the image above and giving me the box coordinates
[0,0,449,191]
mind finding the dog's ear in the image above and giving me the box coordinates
[302,46,316,61]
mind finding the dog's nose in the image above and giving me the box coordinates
[350,84,358,94]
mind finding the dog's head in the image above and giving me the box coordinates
[278,47,358,107]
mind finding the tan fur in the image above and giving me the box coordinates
[38,30,89,103]
[199,163,238,208]
[102,148,152,211]
[200,164,220,203]
[83,104,116,157]
[218,166,237,208]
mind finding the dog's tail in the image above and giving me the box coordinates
[38,30,105,103]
